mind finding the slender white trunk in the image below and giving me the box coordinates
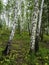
[22,0,27,29]
[7,0,10,27]
[33,0,44,53]
[38,0,44,34]
[30,0,39,50]
[3,1,18,55]
[9,2,18,41]
[8,11,9,27]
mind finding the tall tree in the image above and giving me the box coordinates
[38,0,44,34]
[29,0,39,53]
[3,0,18,55]
[5,0,11,27]
[35,0,44,53]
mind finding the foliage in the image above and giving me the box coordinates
[0,0,49,65]
[0,29,49,65]
[0,0,3,14]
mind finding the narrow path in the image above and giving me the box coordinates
[11,40,30,65]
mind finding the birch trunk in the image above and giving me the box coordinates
[7,0,10,27]
[35,0,44,53]
[7,10,9,27]
[37,0,44,41]
[38,0,44,34]
[3,1,18,55]
[30,0,39,52]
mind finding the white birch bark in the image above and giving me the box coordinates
[9,1,18,41]
[22,0,27,29]
[7,0,10,27]
[38,0,44,34]
[3,1,18,55]
[30,0,39,50]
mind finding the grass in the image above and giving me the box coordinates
[0,29,49,65]
[43,34,49,41]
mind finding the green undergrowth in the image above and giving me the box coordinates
[43,34,49,42]
[0,29,49,65]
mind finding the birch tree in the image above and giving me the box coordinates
[5,0,11,27]
[30,0,39,53]
[38,0,44,34]
[3,0,18,55]
[35,0,44,53]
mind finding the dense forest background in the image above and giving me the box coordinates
[0,0,49,65]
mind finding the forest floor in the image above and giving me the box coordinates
[0,29,49,65]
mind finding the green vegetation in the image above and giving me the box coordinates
[0,29,49,65]
[43,34,49,42]
[0,0,49,65]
